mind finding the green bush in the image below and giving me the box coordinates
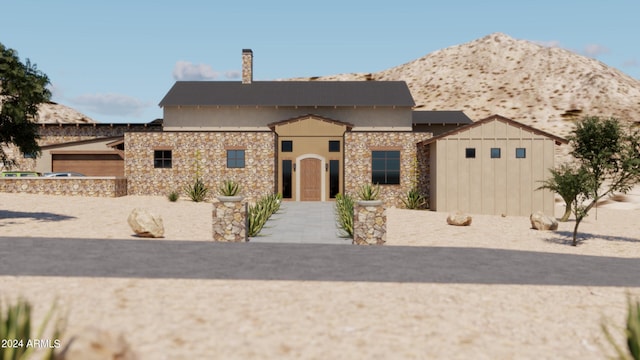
[167,191,179,202]
[603,297,640,360]
[402,187,427,209]
[184,177,209,202]
[248,193,282,237]
[335,193,354,238]
[0,298,63,360]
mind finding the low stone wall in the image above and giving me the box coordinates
[0,177,127,197]
[212,201,247,242]
[353,201,386,245]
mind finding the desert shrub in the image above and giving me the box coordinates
[402,187,427,209]
[167,191,179,202]
[218,180,241,196]
[603,297,640,360]
[0,298,64,360]
[247,193,282,237]
[184,178,209,202]
[357,183,380,201]
[335,193,354,238]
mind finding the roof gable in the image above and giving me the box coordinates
[418,114,568,146]
[159,81,415,107]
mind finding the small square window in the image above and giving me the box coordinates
[465,148,476,158]
[328,140,340,152]
[281,141,292,152]
[227,149,245,168]
[516,148,526,159]
[154,150,172,168]
[490,148,501,159]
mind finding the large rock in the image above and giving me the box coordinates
[127,208,164,238]
[446,211,472,226]
[530,211,558,231]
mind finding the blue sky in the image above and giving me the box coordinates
[2,0,639,123]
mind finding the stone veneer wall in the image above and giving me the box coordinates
[212,201,247,241]
[353,202,386,245]
[344,132,431,208]
[125,131,275,200]
[0,177,127,197]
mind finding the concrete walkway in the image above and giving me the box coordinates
[249,201,351,245]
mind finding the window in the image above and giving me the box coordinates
[465,148,476,158]
[227,150,245,168]
[281,141,293,152]
[371,150,400,185]
[154,150,172,168]
[328,141,340,152]
[490,148,501,159]
[282,160,292,198]
[516,148,526,159]
[23,152,37,159]
[329,160,340,198]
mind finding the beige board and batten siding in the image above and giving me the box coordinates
[427,115,566,217]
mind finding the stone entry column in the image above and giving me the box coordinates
[212,200,247,242]
[353,200,386,245]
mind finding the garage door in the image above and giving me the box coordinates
[52,153,124,176]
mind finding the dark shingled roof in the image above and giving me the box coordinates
[159,81,415,107]
[411,111,473,125]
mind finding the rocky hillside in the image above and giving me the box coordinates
[36,101,94,123]
[294,33,640,138]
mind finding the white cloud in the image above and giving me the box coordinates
[70,93,150,117]
[582,44,609,57]
[224,70,241,79]
[173,60,219,81]
[533,40,561,48]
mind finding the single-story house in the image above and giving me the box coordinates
[6,49,566,216]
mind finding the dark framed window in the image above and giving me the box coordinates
[490,148,501,159]
[282,160,292,198]
[371,150,400,185]
[23,152,37,159]
[227,150,245,168]
[328,141,340,152]
[154,150,172,168]
[329,160,340,198]
[465,148,476,158]
[516,148,526,159]
[281,141,293,152]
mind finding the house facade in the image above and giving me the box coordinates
[125,50,436,206]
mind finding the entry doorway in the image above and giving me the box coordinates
[300,158,321,201]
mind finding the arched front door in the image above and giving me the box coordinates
[300,158,321,201]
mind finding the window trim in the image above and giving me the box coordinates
[281,140,293,152]
[153,149,172,169]
[371,150,400,185]
[328,140,340,152]
[226,149,246,168]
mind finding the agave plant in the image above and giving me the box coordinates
[247,193,282,237]
[335,193,354,238]
[218,179,241,197]
[402,187,427,209]
[357,183,380,201]
[184,177,209,202]
[603,297,640,360]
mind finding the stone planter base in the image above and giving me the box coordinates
[212,201,246,242]
[353,202,386,245]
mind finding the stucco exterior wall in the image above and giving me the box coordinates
[344,132,431,208]
[163,106,412,131]
[125,131,275,201]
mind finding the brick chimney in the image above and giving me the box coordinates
[242,49,253,84]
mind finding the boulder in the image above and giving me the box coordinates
[127,208,164,238]
[530,211,558,231]
[446,211,472,226]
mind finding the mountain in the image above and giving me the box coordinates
[293,33,640,138]
[36,101,95,123]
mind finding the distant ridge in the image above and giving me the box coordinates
[291,32,640,138]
